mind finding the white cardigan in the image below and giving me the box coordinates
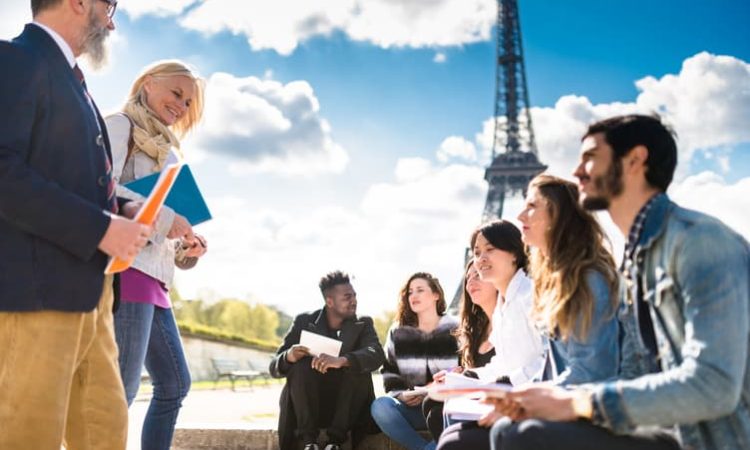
[472,269,548,385]
[106,113,178,287]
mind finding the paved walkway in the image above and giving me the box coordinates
[127,384,283,450]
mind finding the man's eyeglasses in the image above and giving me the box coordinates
[99,0,118,19]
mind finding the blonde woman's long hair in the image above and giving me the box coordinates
[528,174,618,341]
[126,60,206,138]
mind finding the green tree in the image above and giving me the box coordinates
[267,305,293,339]
[373,310,396,345]
[246,303,280,342]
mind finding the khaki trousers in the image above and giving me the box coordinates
[0,276,128,450]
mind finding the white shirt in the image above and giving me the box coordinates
[472,269,548,385]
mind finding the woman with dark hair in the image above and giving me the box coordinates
[437,221,546,450]
[423,261,498,441]
[371,272,459,450]
[467,220,546,384]
[455,262,498,369]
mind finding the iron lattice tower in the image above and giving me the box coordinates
[451,0,546,309]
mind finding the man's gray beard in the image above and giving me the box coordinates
[80,11,110,70]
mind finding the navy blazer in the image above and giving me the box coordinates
[0,24,118,312]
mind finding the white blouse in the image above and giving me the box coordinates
[472,269,547,385]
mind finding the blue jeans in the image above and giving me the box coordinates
[371,396,435,450]
[115,301,191,450]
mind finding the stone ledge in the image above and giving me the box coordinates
[172,425,425,450]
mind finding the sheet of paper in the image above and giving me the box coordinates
[300,330,342,357]
[444,372,484,387]
[427,376,512,402]
[443,397,495,421]
[401,385,429,399]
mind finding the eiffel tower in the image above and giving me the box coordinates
[450,0,546,309]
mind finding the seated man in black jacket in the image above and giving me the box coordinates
[270,271,386,450]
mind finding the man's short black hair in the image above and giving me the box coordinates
[31,0,63,16]
[319,271,351,299]
[584,114,678,192]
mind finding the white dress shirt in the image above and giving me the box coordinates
[472,269,548,385]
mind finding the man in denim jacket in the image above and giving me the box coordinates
[488,114,750,450]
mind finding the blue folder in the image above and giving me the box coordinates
[124,165,212,226]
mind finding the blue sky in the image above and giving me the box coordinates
[2,0,748,315]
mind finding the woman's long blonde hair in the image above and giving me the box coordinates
[126,60,206,138]
[528,174,618,341]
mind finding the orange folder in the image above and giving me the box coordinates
[105,162,183,274]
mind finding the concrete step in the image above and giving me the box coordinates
[172,426,427,450]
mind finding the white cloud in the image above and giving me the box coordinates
[0,2,30,40]
[473,53,750,179]
[177,161,488,315]
[437,136,477,163]
[635,52,750,158]
[345,0,495,50]
[670,172,750,239]
[119,0,196,19]
[179,1,353,56]
[394,157,433,182]
[434,52,447,64]
[130,0,495,56]
[180,52,750,317]
[186,72,348,176]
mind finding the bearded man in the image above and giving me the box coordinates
[0,1,152,448]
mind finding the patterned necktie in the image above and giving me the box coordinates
[73,64,118,214]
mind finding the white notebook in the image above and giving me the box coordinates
[299,330,342,357]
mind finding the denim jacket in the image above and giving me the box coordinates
[548,270,620,386]
[592,195,750,450]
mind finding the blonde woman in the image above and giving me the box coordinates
[106,60,206,450]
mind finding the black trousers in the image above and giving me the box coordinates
[437,420,493,450]
[422,397,446,441]
[287,356,372,444]
[490,419,681,450]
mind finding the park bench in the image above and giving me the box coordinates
[211,358,262,391]
[247,358,273,385]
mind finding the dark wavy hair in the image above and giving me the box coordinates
[454,260,497,368]
[396,272,446,327]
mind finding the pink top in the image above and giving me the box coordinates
[120,268,171,309]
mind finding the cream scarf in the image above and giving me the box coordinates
[123,96,182,172]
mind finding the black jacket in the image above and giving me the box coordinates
[270,308,385,449]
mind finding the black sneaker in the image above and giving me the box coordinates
[323,444,342,450]
[303,444,320,450]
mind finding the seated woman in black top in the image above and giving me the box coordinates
[423,261,498,441]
